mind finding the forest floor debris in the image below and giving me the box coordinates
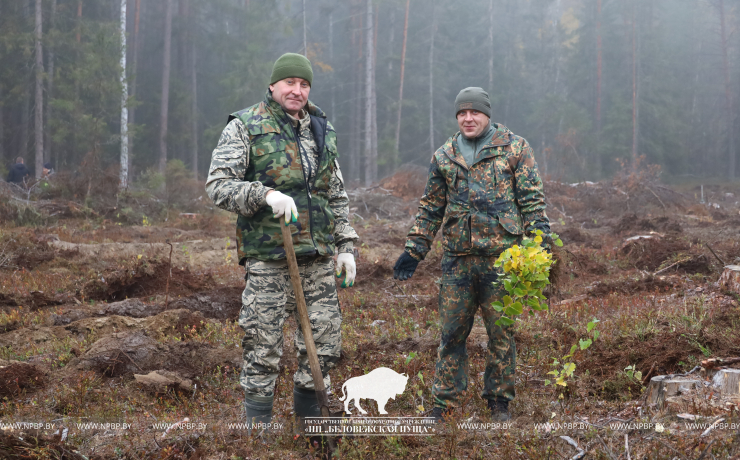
[0,176,740,458]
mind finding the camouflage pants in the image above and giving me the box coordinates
[432,254,516,408]
[239,256,342,401]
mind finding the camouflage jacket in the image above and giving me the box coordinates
[206,91,358,264]
[405,123,550,260]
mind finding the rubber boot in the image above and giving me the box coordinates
[294,387,330,454]
[244,394,273,431]
[294,387,321,434]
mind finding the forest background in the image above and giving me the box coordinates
[0,0,738,192]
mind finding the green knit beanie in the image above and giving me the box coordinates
[455,87,491,118]
[270,53,313,86]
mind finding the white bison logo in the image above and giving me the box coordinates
[339,367,409,415]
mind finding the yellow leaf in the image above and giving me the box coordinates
[534,235,543,243]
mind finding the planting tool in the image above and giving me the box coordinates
[280,222,336,452]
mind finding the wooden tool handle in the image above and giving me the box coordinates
[280,223,332,418]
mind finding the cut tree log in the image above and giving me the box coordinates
[712,369,740,395]
[134,370,193,394]
[718,265,740,294]
[645,375,700,408]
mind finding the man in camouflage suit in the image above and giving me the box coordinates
[206,53,358,427]
[393,87,550,422]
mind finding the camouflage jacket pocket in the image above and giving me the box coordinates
[442,210,471,253]
[496,201,524,235]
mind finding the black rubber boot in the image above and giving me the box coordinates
[244,395,273,428]
[429,406,453,423]
[487,397,511,422]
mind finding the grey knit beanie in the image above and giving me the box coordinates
[455,87,491,118]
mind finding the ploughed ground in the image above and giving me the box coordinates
[0,173,739,459]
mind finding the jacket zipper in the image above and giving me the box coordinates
[291,122,318,254]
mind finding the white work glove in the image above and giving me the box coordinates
[265,190,298,225]
[336,253,356,288]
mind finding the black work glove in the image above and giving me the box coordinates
[393,252,419,281]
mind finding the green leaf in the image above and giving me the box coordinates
[503,295,512,306]
[634,371,642,381]
[546,370,560,376]
[527,298,541,309]
[569,344,578,356]
[593,330,600,341]
[579,338,592,350]
[513,288,525,297]
[544,379,551,386]
[491,301,504,308]
[496,316,516,327]
[554,238,563,247]
[418,371,424,385]
[511,301,523,315]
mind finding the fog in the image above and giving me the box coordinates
[0,0,737,185]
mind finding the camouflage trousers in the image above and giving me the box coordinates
[432,254,516,408]
[239,256,342,401]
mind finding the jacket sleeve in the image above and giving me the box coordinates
[404,155,447,261]
[205,118,271,217]
[328,158,359,254]
[513,140,551,239]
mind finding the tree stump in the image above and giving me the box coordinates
[712,369,740,395]
[719,265,740,295]
[645,376,700,408]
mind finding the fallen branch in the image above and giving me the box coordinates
[701,357,740,369]
[595,434,617,460]
[646,186,667,210]
[165,240,173,309]
[703,242,726,266]
[624,434,630,460]
[696,439,716,460]
[641,361,656,386]
[653,257,691,276]
[701,417,725,437]
[559,436,586,460]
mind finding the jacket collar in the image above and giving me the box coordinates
[445,123,512,168]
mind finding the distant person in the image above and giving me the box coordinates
[205,53,358,428]
[42,162,54,178]
[393,87,551,422]
[6,157,31,184]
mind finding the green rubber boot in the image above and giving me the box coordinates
[294,387,321,434]
[245,394,273,430]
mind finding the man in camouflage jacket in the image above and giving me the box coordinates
[206,53,358,427]
[394,87,550,422]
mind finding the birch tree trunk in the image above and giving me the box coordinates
[363,0,375,186]
[718,0,735,181]
[488,0,494,91]
[190,0,198,179]
[119,0,129,189]
[128,0,140,175]
[595,0,602,177]
[370,4,378,180]
[45,0,57,166]
[394,0,409,155]
[631,0,638,172]
[329,10,334,123]
[429,5,437,154]
[34,0,44,179]
[302,0,307,57]
[159,0,173,176]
